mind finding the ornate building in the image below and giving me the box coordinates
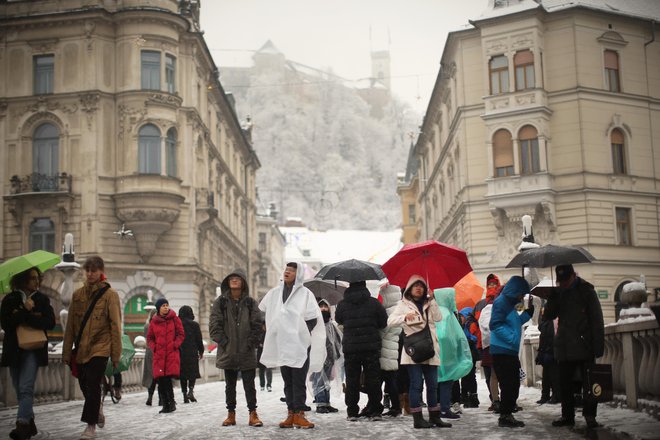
[399,0,660,321]
[0,0,260,338]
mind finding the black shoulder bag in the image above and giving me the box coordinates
[403,308,435,363]
[69,285,110,377]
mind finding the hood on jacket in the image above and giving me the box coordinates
[499,275,530,303]
[379,284,401,308]
[179,305,195,321]
[283,260,306,288]
[458,307,473,319]
[402,275,428,301]
[317,298,331,308]
[486,274,502,299]
[221,268,250,297]
[343,281,371,304]
[434,288,457,312]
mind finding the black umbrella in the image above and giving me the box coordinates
[303,279,348,306]
[315,259,386,284]
[506,244,596,268]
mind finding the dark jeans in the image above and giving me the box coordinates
[344,352,383,417]
[224,369,257,411]
[559,361,597,419]
[77,356,108,425]
[437,380,453,412]
[492,354,521,416]
[281,357,309,412]
[258,367,272,388]
[381,370,400,410]
[461,362,478,396]
[180,378,196,395]
[483,365,493,400]
[407,364,438,409]
[541,362,561,400]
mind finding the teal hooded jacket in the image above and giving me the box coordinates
[433,288,473,382]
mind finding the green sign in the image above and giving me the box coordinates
[597,290,608,299]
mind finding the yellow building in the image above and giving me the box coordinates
[0,0,260,337]
[401,0,660,321]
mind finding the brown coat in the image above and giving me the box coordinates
[62,281,122,365]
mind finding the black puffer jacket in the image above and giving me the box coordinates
[544,277,604,362]
[335,283,388,355]
[178,306,204,380]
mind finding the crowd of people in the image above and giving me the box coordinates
[0,256,605,439]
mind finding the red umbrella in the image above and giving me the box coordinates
[382,240,472,290]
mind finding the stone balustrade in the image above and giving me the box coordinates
[0,350,223,408]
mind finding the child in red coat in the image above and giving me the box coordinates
[148,298,185,413]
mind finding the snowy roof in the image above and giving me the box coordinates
[256,39,282,55]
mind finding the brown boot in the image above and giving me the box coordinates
[222,411,236,426]
[279,410,294,428]
[292,411,314,429]
[400,393,411,416]
[249,410,263,427]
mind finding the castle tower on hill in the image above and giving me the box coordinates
[371,50,391,91]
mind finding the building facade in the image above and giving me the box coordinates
[400,0,660,322]
[254,209,286,301]
[0,0,260,338]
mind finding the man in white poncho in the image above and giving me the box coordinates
[259,262,326,429]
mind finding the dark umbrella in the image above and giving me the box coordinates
[506,244,596,268]
[303,279,348,306]
[315,259,386,284]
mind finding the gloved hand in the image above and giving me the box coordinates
[527,304,535,317]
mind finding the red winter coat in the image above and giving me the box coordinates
[147,309,185,379]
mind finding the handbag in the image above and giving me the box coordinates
[69,285,110,378]
[403,309,435,363]
[16,324,47,350]
[583,363,613,403]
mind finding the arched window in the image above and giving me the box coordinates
[29,218,55,252]
[138,124,161,174]
[33,123,59,176]
[611,128,626,174]
[519,125,540,174]
[493,129,514,177]
[489,55,509,95]
[166,128,177,177]
[604,50,620,92]
[514,50,535,90]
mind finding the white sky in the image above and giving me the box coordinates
[200,0,488,115]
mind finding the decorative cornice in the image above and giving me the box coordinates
[27,38,59,53]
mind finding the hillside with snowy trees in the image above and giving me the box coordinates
[219,46,418,230]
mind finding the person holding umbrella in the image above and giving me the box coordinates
[1,266,56,440]
[387,275,451,429]
[545,264,604,429]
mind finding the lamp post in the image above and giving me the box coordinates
[55,233,80,331]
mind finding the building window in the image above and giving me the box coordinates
[165,54,176,93]
[33,123,59,177]
[615,207,631,245]
[519,125,540,174]
[138,124,161,174]
[141,50,161,90]
[166,128,177,177]
[33,55,54,95]
[611,128,626,174]
[489,55,509,95]
[29,218,55,252]
[408,204,416,224]
[514,50,534,90]
[259,267,268,287]
[493,129,514,177]
[258,232,267,252]
[604,50,620,92]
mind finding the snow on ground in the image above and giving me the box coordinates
[1,370,659,440]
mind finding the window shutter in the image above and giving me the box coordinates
[610,128,624,144]
[604,50,619,69]
[514,50,534,66]
[519,125,538,140]
[493,130,513,168]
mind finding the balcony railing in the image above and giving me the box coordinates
[9,173,72,194]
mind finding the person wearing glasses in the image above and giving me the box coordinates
[1,267,55,440]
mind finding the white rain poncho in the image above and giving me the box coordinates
[310,300,343,401]
[258,261,326,372]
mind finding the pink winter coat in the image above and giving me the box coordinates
[147,309,185,379]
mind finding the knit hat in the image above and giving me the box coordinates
[555,264,575,281]
[155,297,169,314]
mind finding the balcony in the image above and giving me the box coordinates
[482,88,551,120]
[9,173,72,194]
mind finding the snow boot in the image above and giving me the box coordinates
[411,410,433,429]
[498,414,525,428]
[279,410,294,428]
[249,410,263,427]
[222,411,236,426]
[29,418,37,437]
[187,385,197,403]
[9,421,31,440]
[428,408,452,427]
[292,411,314,429]
[146,390,154,406]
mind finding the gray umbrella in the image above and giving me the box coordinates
[303,279,348,306]
[315,258,386,284]
[506,244,596,268]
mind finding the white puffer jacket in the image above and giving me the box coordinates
[379,284,403,371]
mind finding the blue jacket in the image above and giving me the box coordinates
[489,276,531,356]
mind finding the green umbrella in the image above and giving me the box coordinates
[0,250,61,294]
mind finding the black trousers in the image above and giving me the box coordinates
[78,356,108,425]
[483,366,493,400]
[224,369,257,411]
[492,354,521,416]
[281,358,309,412]
[461,362,478,396]
[381,370,400,410]
[157,376,174,405]
[258,367,272,388]
[541,362,561,400]
[180,378,196,395]
[344,352,383,417]
[559,361,597,419]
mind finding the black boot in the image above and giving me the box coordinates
[383,393,391,409]
[146,391,154,406]
[498,414,525,428]
[469,393,480,408]
[9,421,31,440]
[428,409,452,428]
[411,411,433,429]
[188,385,197,403]
[181,381,189,403]
[183,392,190,403]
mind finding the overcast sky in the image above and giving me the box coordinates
[200,0,489,116]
